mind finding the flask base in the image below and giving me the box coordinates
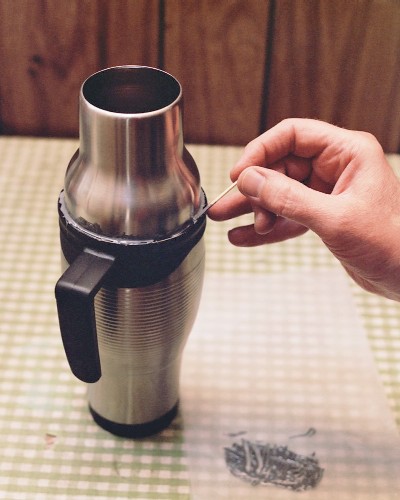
[89,402,179,438]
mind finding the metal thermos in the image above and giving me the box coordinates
[55,66,206,438]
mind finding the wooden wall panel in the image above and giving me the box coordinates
[163,0,272,145]
[265,0,400,152]
[0,0,100,136]
[104,0,160,68]
[0,0,159,137]
[0,0,399,151]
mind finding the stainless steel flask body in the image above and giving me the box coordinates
[88,239,204,431]
[55,66,206,437]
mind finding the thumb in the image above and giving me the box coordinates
[238,167,338,233]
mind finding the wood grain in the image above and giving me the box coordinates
[0,0,100,136]
[0,0,160,137]
[104,0,159,67]
[265,0,400,152]
[0,0,399,151]
[163,0,272,145]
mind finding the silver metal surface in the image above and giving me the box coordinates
[192,181,238,222]
[58,65,207,430]
[86,239,205,425]
[64,66,201,239]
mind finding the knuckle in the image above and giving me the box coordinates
[279,117,297,128]
[244,137,267,163]
[353,130,384,156]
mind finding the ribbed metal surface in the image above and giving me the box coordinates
[87,239,205,425]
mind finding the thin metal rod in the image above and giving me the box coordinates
[193,181,238,222]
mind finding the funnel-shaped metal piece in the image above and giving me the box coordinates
[64,66,201,239]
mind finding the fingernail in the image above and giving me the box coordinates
[240,168,265,198]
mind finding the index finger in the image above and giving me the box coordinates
[231,118,353,181]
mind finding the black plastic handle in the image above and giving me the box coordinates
[55,249,115,383]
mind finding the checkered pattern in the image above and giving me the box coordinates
[0,138,399,498]
[182,272,400,499]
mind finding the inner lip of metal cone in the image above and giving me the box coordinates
[82,66,181,115]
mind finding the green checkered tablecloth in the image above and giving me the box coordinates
[0,137,399,499]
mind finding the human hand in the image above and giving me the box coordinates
[208,118,400,301]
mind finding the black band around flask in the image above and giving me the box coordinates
[57,190,207,288]
[89,402,179,438]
